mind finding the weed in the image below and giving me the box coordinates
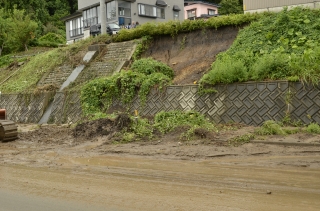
[81,58,173,116]
[154,110,217,139]
[132,36,152,61]
[201,7,320,87]
[180,35,187,50]
[306,123,320,134]
[228,133,255,147]
[255,120,286,135]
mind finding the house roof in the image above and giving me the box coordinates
[60,11,82,21]
[184,1,220,8]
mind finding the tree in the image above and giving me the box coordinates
[219,0,243,15]
[0,10,10,56]
[9,9,38,51]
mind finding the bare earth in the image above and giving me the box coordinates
[0,123,320,211]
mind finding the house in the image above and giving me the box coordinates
[184,1,219,20]
[62,0,185,44]
[243,0,320,13]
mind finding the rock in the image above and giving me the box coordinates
[266,190,272,194]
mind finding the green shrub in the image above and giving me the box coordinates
[113,13,261,42]
[130,117,153,139]
[81,59,173,117]
[199,53,248,86]
[201,7,320,87]
[131,57,174,79]
[154,110,216,135]
[306,123,320,134]
[250,52,290,80]
[38,32,65,46]
[255,120,286,135]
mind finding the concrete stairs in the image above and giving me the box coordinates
[38,65,73,87]
[37,40,136,89]
[81,40,136,80]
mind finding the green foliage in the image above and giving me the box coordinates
[113,13,261,42]
[132,36,152,61]
[228,133,255,147]
[0,9,10,56]
[0,55,13,68]
[219,0,243,15]
[250,52,290,80]
[37,32,66,47]
[8,9,38,51]
[130,117,153,139]
[201,7,320,87]
[255,120,286,135]
[131,58,174,79]
[154,111,216,137]
[81,58,173,117]
[306,123,320,134]
[200,53,248,86]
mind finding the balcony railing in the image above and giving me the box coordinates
[70,28,83,37]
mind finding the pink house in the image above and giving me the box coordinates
[184,1,219,20]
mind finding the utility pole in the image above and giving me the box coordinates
[100,0,106,34]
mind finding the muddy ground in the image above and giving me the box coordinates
[1,122,320,210]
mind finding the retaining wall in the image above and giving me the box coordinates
[1,81,319,126]
[0,92,55,123]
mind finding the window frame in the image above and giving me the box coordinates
[187,9,196,19]
[138,3,165,18]
[69,16,83,37]
[83,6,99,28]
[208,9,216,15]
[173,11,179,20]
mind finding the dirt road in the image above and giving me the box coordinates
[0,124,320,211]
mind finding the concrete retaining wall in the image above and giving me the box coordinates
[1,81,319,126]
[0,92,55,123]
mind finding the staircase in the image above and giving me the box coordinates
[38,65,73,87]
[80,40,136,80]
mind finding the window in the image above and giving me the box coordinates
[157,8,165,19]
[118,1,131,28]
[138,3,165,18]
[118,1,131,17]
[107,1,116,22]
[138,4,157,17]
[187,9,196,18]
[208,9,216,15]
[83,7,99,28]
[173,11,179,20]
[69,17,83,37]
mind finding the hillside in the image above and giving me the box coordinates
[1,8,320,94]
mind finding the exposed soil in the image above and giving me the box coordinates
[143,26,240,85]
[1,121,320,210]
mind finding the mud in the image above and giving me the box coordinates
[1,123,320,210]
[143,26,240,85]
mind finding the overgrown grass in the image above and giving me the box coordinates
[154,110,217,140]
[306,123,320,134]
[113,13,261,42]
[228,133,255,147]
[200,7,320,89]
[0,35,110,93]
[255,120,287,135]
[109,111,216,143]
